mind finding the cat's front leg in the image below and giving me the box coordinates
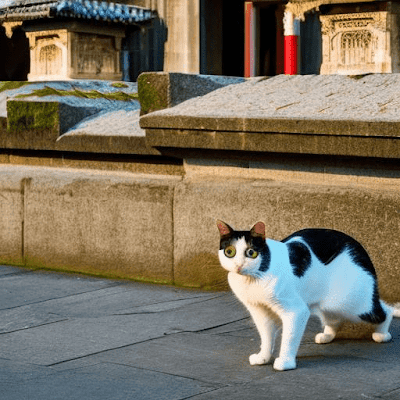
[274,305,310,371]
[246,304,277,366]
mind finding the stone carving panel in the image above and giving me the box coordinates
[340,30,374,65]
[26,25,124,81]
[320,12,399,74]
[27,30,68,80]
[72,33,118,77]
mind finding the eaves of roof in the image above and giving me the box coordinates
[0,0,155,24]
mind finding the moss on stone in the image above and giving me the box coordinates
[15,87,139,102]
[137,73,168,115]
[111,82,129,88]
[0,81,32,93]
[7,101,59,132]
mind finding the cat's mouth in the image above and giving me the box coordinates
[236,266,245,274]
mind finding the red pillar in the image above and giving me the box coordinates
[283,10,300,75]
[244,1,256,77]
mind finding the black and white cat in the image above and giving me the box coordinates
[217,220,400,371]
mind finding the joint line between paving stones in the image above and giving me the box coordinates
[192,316,250,333]
[105,360,226,388]
[179,386,231,400]
[110,294,227,316]
[0,318,69,335]
[379,386,400,397]
[0,283,123,312]
[45,334,174,367]
[45,316,250,368]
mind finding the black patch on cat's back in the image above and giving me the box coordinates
[286,241,312,277]
[258,241,271,272]
[359,283,387,324]
[282,229,377,277]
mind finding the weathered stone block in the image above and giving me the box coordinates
[0,167,25,265]
[21,167,179,283]
[138,72,245,115]
[173,176,400,302]
[6,100,102,142]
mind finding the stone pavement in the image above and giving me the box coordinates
[0,265,399,400]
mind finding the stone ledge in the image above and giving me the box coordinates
[144,127,400,158]
[0,80,157,156]
[140,74,400,159]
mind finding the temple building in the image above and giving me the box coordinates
[1,0,400,80]
[0,0,160,81]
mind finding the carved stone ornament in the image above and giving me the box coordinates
[3,21,23,38]
[320,11,400,74]
[26,26,124,81]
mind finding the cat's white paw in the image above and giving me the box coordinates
[315,333,335,344]
[372,332,392,343]
[273,357,296,371]
[249,353,271,366]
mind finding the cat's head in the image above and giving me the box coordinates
[216,220,269,278]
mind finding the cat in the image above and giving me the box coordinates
[216,220,400,371]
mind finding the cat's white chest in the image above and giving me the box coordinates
[228,272,275,306]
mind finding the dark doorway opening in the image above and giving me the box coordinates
[222,0,244,77]
[259,5,277,76]
[8,27,30,80]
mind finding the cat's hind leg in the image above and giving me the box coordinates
[372,301,393,343]
[247,304,278,366]
[314,311,342,344]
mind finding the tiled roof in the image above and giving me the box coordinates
[0,0,155,23]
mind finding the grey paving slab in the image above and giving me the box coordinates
[0,306,67,334]
[0,271,116,310]
[1,266,399,400]
[297,318,400,366]
[0,292,245,366]
[0,358,218,400]
[94,331,266,385]
[10,284,216,318]
[190,356,400,400]
[0,266,32,277]
[0,357,49,382]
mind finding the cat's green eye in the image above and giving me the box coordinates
[224,245,236,258]
[246,248,258,259]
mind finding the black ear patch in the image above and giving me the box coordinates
[287,242,312,277]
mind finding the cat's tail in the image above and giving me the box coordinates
[382,301,400,318]
[392,303,400,318]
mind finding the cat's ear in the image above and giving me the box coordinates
[250,221,266,240]
[216,220,233,237]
